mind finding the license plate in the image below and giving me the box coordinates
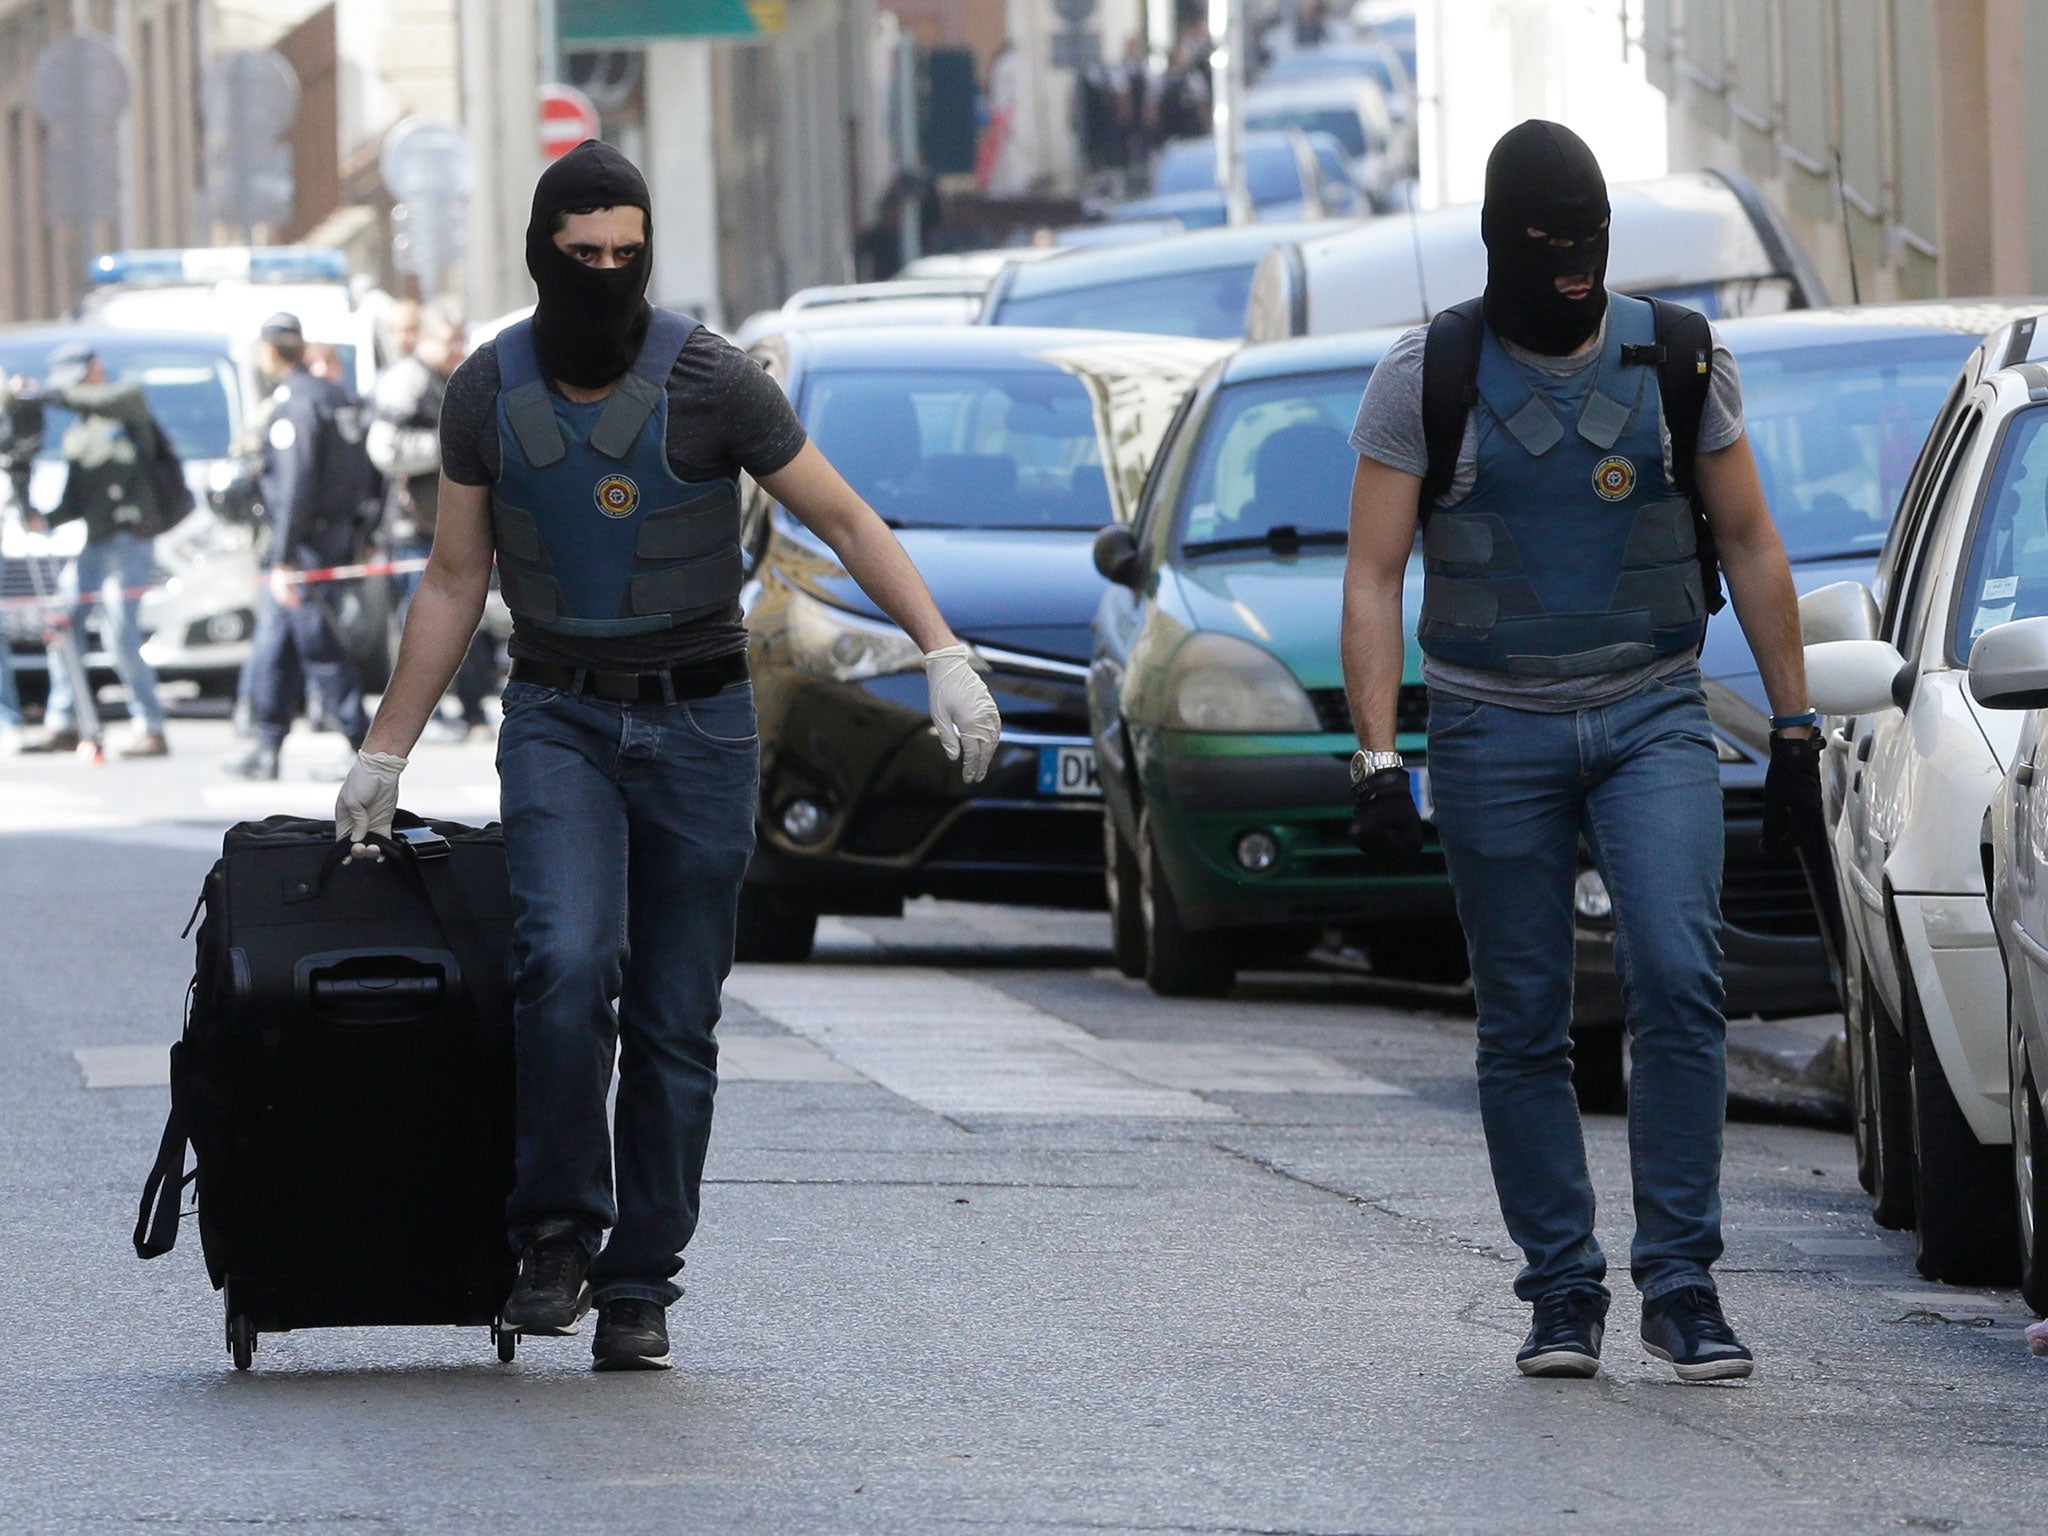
[1409,765,1433,821]
[1038,745,1100,797]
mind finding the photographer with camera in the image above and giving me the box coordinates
[8,340,184,758]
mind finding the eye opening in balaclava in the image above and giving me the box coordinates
[524,140,654,389]
[1480,120,1611,357]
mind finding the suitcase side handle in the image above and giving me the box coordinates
[293,948,461,1026]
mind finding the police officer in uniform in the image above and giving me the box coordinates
[226,313,374,780]
[1339,122,1822,1383]
[334,142,1001,1371]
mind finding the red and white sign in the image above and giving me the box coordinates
[539,84,599,161]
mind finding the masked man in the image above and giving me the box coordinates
[334,142,1001,1371]
[1338,122,1822,1382]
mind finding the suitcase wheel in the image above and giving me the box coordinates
[228,1314,255,1371]
[493,1323,516,1364]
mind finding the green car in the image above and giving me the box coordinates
[1088,330,1456,997]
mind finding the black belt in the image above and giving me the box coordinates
[508,653,747,704]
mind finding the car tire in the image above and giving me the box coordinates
[1139,819,1234,999]
[1103,810,1147,980]
[1865,979,1918,1231]
[733,883,818,964]
[2015,1045,2048,1315]
[1905,976,2018,1285]
[1570,1023,1627,1115]
[1365,920,1469,984]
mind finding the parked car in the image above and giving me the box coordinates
[1243,77,1406,209]
[1258,35,1417,131]
[982,221,1355,340]
[1111,131,1356,230]
[1966,615,2048,1311]
[0,326,259,696]
[1243,171,1829,342]
[736,326,1230,960]
[1803,307,2048,1284]
[1087,328,1460,997]
[732,277,991,348]
[1568,304,2025,1104]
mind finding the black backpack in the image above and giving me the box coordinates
[142,412,195,533]
[1419,295,1725,615]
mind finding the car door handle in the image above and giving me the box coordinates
[1827,728,1853,752]
[2019,762,2036,787]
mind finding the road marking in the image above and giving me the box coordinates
[74,1045,170,1088]
[1061,1039,1408,1095]
[722,965,1233,1119]
[720,1033,868,1083]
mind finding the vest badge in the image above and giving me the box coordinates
[1592,455,1637,502]
[595,474,640,519]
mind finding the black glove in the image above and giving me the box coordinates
[1348,765,1425,872]
[1761,731,1824,855]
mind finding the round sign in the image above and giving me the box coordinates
[1592,455,1638,502]
[539,84,600,162]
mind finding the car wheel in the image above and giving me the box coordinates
[1365,920,1468,984]
[733,883,818,964]
[1570,1023,1627,1115]
[1103,810,1147,980]
[1865,979,1918,1231]
[1139,818,1234,999]
[2015,1046,2048,1315]
[1905,975,2018,1284]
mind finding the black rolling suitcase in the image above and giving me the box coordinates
[135,813,520,1369]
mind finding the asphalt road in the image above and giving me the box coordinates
[2,719,2043,1535]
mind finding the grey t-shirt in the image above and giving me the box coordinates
[441,324,808,672]
[1349,314,1745,711]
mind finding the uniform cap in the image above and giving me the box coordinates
[259,312,304,341]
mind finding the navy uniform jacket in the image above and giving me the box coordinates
[260,367,369,571]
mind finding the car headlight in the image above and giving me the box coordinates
[783,587,927,682]
[1163,632,1319,732]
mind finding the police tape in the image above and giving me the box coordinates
[0,555,432,613]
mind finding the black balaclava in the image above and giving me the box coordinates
[525,140,654,388]
[1480,120,1611,356]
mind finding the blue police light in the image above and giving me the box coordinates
[89,247,352,287]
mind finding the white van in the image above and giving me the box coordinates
[1243,170,1828,341]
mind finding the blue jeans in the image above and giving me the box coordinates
[1427,668,1727,1305]
[496,677,758,1306]
[46,531,164,733]
[247,586,368,750]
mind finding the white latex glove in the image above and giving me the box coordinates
[924,644,1001,784]
[334,750,409,860]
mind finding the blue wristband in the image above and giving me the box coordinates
[1770,709,1819,732]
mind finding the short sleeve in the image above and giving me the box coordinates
[1348,325,1431,477]
[439,344,501,486]
[1697,326,1744,454]
[704,333,807,478]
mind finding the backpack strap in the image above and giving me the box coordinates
[133,1042,194,1258]
[1644,295,1726,616]
[1419,297,1486,510]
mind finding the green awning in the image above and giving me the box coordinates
[559,0,784,42]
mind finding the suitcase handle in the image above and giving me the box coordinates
[295,948,460,1025]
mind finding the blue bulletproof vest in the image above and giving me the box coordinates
[1418,293,1706,678]
[489,310,743,638]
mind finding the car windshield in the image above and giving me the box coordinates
[995,265,1257,340]
[1246,107,1367,159]
[1953,405,2048,661]
[1176,367,1371,552]
[1742,333,1976,563]
[0,338,237,461]
[802,367,1111,531]
[1266,52,1396,94]
[1154,140,1301,204]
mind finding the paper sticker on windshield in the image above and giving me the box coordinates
[1973,603,2016,638]
[1984,576,2019,601]
[1592,455,1636,501]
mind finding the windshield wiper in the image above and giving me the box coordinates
[1180,525,1348,558]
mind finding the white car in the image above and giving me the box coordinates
[1802,310,2048,1285]
[1963,614,2048,1312]
[1242,76,1404,210]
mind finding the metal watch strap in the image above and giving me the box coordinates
[1351,749,1405,784]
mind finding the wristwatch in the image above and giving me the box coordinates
[1350,748,1405,786]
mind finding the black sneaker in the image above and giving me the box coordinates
[1516,1288,1607,1378]
[1641,1286,1755,1381]
[592,1299,672,1372]
[501,1240,591,1335]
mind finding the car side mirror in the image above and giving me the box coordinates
[1799,580,1879,646]
[1968,616,2048,709]
[1807,639,1910,716]
[1093,523,1141,587]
